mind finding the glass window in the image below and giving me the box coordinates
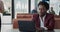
[14,0,28,18]
[31,0,35,11]
[50,0,60,15]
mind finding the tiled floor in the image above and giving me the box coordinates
[1,24,60,32]
[54,29,60,32]
[1,25,13,32]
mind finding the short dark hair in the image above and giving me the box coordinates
[38,1,49,10]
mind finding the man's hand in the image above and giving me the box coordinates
[41,27,48,30]
[36,27,42,32]
[43,27,48,30]
[36,27,41,30]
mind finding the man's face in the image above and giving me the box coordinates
[38,5,47,16]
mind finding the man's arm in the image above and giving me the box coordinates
[46,15,55,30]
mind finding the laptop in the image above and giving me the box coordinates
[18,20,35,31]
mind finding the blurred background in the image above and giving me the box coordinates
[0,0,60,32]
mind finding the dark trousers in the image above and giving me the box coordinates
[36,28,54,32]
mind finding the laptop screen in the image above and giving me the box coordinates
[18,20,35,31]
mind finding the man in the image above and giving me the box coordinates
[49,7,55,15]
[33,1,55,32]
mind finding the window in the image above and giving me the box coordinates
[14,0,43,18]
[14,0,28,18]
[31,0,35,11]
[50,0,60,15]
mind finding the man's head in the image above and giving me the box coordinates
[37,1,49,16]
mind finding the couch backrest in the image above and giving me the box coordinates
[54,15,60,29]
[17,13,33,21]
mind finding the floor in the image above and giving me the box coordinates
[1,24,60,32]
[1,24,19,32]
